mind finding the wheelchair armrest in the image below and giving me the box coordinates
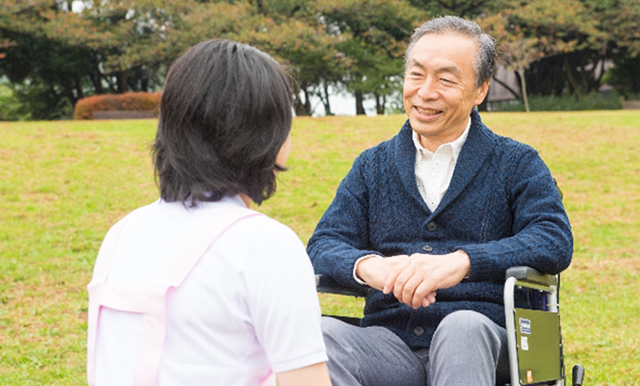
[505,266,558,287]
[316,274,369,298]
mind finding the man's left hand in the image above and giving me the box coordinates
[383,250,471,309]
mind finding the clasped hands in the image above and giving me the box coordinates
[355,250,470,309]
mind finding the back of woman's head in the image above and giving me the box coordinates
[153,39,293,206]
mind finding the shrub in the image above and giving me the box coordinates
[0,84,30,121]
[74,91,161,120]
[490,92,622,112]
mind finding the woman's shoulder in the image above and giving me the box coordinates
[226,213,304,252]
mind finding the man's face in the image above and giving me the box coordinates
[403,33,489,151]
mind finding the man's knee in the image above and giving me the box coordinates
[321,317,429,386]
[431,310,507,366]
[431,310,506,359]
[322,315,348,333]
[321,317,355,346]
[429,311,509,385]
[434,310,500,340]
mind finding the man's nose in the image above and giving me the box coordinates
[416,78,437,100]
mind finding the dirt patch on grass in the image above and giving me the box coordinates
[571,255,640,271]
[0,279,85,346]
[566,255,640,295]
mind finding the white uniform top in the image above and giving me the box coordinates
[90,195,327,385]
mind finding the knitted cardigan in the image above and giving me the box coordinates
[307,110,573,350]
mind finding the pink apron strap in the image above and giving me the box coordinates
[132,206,261,385]
[87,216,129,386]
[162,206,260,287]
[88,206,265,385]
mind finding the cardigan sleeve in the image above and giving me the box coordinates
[460,144,573,282]
[307,153,382,289]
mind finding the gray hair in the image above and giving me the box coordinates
[405,16,496,87]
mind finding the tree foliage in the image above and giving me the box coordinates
[318,0,424,114]
[1,0,640,119]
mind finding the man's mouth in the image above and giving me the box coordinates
[415,106,442,116]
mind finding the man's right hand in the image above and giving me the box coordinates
[355,255,411,292]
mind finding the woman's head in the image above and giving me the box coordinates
[153,39,293,206]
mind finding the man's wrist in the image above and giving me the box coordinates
[353,254,382,285]
[455,249,471,279]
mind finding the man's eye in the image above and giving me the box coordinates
[441,78,454,84]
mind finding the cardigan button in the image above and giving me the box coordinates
[423,245,433,252]
[427,221,437,231]
[413,326,425,337]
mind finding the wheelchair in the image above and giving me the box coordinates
[316,266,585,386]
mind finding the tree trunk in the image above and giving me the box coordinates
[293,87,312,116]
[116,71,127,94]
[140,74,148,92]
[303,88,312,116]
[292,82,304,116]
[321,81,333,116]
[563,55,582,98]
[293,94,305,116]
[517,67,530,113]
[374,92,386,115]
[75,77,84,101]
[491,75,520,99]
[90,70,103,94]
[355,90,366,115]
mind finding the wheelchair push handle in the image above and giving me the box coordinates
[505,266,558,287]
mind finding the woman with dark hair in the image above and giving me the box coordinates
[87,40,331,386]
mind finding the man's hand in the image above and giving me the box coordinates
[355,254,410,292]
[383,250,471,309]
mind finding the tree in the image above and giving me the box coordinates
[407,0,509,19]
[4,0,640,119]
[479,0,601,106]
[607,50,640,98]
[0,1,104,119]
[479,13,542,112]
[318,0,424,115]
[1,0,350,117]
[579,0,640,97]
[226,1,350,116]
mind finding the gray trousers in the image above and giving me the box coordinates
[322,310,510,386]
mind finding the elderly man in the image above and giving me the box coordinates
[307,16,572,386]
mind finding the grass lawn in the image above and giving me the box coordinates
[1,111,639,384]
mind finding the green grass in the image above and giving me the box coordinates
[1,111,639,384]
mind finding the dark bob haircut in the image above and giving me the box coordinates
[153,39,293,206]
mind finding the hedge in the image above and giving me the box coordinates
[74,91,162,120]
[489,92,622,112]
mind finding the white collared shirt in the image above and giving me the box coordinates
[413,118,471,211]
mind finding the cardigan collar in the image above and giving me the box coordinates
[394,110,497,218]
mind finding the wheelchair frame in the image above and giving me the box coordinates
[503,267,584,386]
[316,266,585,386]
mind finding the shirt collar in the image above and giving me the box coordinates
[412,117,471,161]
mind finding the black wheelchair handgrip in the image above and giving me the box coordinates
[315,274,369,298]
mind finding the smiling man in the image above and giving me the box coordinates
[307,16,573,386]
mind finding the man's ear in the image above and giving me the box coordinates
[474,80,490,106]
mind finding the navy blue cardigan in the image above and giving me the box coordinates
[307,111,573,350]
